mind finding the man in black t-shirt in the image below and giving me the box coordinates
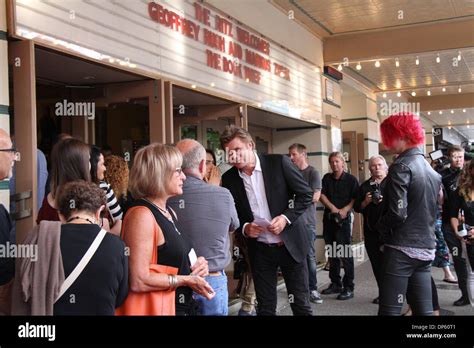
[0,128,16,314]
[289,143,323,304]
[440,145,469,306]
[320,152,358,300]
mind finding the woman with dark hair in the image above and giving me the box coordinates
[37,138,91,223]
[450,160,474,305]
[376,112,441,316]
[16,180,128,315]
[204,149,221,186]
[55,180,128,315]
[90,146,123,235]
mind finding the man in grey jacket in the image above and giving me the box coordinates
[168,139,239,316]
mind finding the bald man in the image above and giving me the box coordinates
[0,128,16,314]
[168,139,239,316]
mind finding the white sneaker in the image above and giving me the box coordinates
[310,290,323,304]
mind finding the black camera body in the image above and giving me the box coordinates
[370,181,382,204]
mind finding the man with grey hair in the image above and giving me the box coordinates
[0,128,18,314]
[168,139,239,316]
[354,155,388,304]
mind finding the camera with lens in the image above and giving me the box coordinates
[329,212,344,227]
[369,181,382,204]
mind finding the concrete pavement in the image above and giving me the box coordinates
[229,244,474,316]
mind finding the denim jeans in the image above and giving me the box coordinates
[442,223,468,298]
[194,271,228,316]
[306,224,318,291]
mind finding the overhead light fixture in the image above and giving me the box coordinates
[415,56,419,65]
[191,84,197,89]
[411,91,416,97]
[315,67,320,73]
[210,82,215,87]
[457,51,462,61]
[458,87,462,93]
[448,121,452,130]
[436,54,440,63]
[427,111,431,115]
[439,111,443,115]
[397,91,401,97]
[395,58,399,67]
[356,62,362,70]
[442,87,446,92]
[337,64,343,71]
[427,90,431,96]
[375,60,381,68]
[463,109,466,113]
[451,110,454,114]
[382,93,387,98]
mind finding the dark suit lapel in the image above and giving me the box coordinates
[258,154,272,211]
[232,168,253,219]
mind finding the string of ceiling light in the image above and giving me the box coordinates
[335,50,462,72]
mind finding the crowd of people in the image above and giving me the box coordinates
[0,111,472,316]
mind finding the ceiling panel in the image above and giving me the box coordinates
[346,47,474,92]
[285,0,474,35]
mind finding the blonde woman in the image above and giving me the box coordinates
[123,143,214,316]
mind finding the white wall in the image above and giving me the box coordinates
[206,0,324,67]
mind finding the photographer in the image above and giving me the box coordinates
[354,155,388,304]
[449,160,474,305]
[320,152,359,300]
[440,145,470,306]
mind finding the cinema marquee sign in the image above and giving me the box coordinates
[148,2,291,85]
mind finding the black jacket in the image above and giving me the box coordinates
[376,147,441,249]
[222,154,313,263]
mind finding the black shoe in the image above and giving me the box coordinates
[321,283,343,295]
[372,297,379,304]
[337,289,354,300]
[453,296,470,306]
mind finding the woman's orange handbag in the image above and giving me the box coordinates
[116,212,178,316]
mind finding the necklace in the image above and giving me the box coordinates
[66,216,95,224]
[143,198,181,235]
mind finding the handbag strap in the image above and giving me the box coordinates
[55,228,107,303]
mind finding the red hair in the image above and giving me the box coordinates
[380,112,425,148]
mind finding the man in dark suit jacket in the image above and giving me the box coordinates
[220,126,313,315]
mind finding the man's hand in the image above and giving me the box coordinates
[339,208,348,219]
[364,192,373,205]
[190,256,209,277]
[268,215,288,235]
[245,223,264,238]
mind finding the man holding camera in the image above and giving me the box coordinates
[320,152,359,300]
[440,145,470,306]
[354,155,388,304]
